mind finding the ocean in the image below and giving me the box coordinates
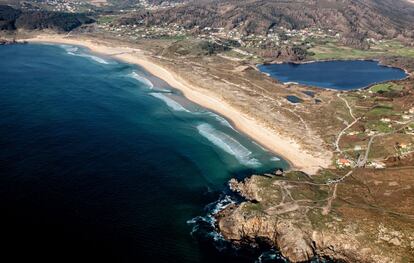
[0,44,288,262]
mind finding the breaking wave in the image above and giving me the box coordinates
[128,71,154,89]
[59,44,78,53]
[188,194,289,261]
[205,112,235,130]
[187,195,236,249]
[150,92,190,112]
[75,53,110,64]
[255,250,286,263]
[60,44,110,64]
[197,123,260,167]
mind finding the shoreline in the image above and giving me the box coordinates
[257,59,411,92]
[26,34,331,174]
[260,57,412,75]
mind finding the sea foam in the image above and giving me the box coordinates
[205,112,235,130]
[60,45,110,64]
[128,71,154,89]
[59,44,78,53]
[186,195,235,229]
[75,53,110,64]
[186,195,236,250]
[150,92,190,112]
[197,123,260,167]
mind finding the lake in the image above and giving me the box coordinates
[258,60,407,90]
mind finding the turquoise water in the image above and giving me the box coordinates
[0,44,288,262]
[259,60,407,90]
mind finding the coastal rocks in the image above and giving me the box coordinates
[228,178,262,202]
[0,38,27,45]
[217,207,315,262]
[217,170,414,262]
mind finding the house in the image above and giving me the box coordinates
[381,118,391,123]
[337,158,352,168]
[368,161,385,169]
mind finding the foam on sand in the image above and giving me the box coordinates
[128,71,154,89]
[150,92,190,112]
[197,123,260,167]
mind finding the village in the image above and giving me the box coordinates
[335,85,414,170]
[96,17,341,52]
[19,0,95,12]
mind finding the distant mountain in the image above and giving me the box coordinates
[118,0,414,41]
[0,5,94,31]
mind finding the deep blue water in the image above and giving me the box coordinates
[286,95,302,104]
[258,60,407,90]
[0,44,288,262]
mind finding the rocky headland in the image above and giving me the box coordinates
[217,168,414,262]
[0,38,27,45]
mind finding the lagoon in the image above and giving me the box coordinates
[259,60,407,90]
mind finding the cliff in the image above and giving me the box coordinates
[217,168,414,262]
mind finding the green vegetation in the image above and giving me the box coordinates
[241,202,264,214]
[220,50,251,60]
[309,169,341,184]
[367,104,395,117]
[367,120,393,133]
[97,15,116,25]
[309,38,414,60]
[199,40,230,55]
[370,83,403,93]
[374,40,414,57]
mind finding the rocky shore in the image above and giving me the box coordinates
[0,38,27,45]
[216,169,414,262]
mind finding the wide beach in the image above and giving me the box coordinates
[27,34,332,174]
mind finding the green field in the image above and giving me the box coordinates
[370,83,404,93]
[367,120,393,133]
[367,104,395,117]
[309,38,414,60]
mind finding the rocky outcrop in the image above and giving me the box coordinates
[0,5,94,32]
[217,170,414,262]
[259,45,308,61]
[0,38,28,45]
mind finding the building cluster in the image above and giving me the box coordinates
[98,17,339,50]
[32,0,92,12]
[203,26,336,49]
[97,22,188,39]
[137,0,186,10]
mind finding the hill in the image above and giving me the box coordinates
[0,4,94,31]
[116,0,414,46]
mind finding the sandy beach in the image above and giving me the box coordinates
[26,34,331,174]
